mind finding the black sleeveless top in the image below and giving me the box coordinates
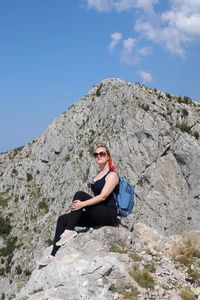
[90,171,118,211]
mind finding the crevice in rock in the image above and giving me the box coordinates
[81,265,103,276]
[135,192,164,219]
[102,265,114,277]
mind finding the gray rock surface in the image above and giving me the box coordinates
[15,225,200,300]
[0,78,200,299]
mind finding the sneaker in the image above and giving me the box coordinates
[56,229,77,246]
[37,255,55,266]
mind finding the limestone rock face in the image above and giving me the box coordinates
[16,227,132,300]
[0,78,200,298]
[15,225,200,300]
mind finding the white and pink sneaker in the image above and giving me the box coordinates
[56,229,77,246]
[37,255,55,266]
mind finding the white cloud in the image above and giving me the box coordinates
[162,7,200,39]
[108,32,122,52]
[135,19,158,40]
[135,0,200,57]
[171,0,200,14]
[135,18,187,57]
[138,46,152,56]
[85,0,113,12]
[85,0,200,58]
[85,0,159,12]
[113,0,136,12]
[176,14,200,37]
[135,0,159,16]
[108,32,151,63]
[160,26,187,57]
[124,37,136,52]
[85,0,136,12]
[120,38,139,65]
[138,70,153,83]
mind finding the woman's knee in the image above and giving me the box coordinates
[73,191,92,201]
[73,191,85,200]
[57,214,67,224]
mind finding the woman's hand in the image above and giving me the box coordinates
[71,200,84,211]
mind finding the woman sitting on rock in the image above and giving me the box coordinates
[38,145,119,265]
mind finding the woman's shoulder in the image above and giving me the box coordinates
[106,170,119,180]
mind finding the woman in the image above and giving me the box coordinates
[37,145,119,265]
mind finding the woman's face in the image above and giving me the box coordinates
[93,147,109,165]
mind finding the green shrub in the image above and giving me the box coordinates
[166,93,172,99]
[15,265,22,274]
[0,237,18,257]
[5,263,11,273]
[188,268,200,285]
[174,234,200,268]
[177,96,192,105]
[9,146,24,159]
[6,254,13,265]
[0,268,5,276]
[173,231,200,289]
[130,266,155,288]
[180,287,195,300]
[177,96,182,103]
[24,269,31,276]
[181,108,189,117]
[78,150,83,159]
[144,262,156,273]
[176,122,191,134]
[96,83,103,96]
[0,199,8,207]
[45,239,53,246]
[129,252,142,262]
[11,168,18,176]
[65,155,70,162]
[38,201,49,212]
[109,243,127,254]
[109,284,139,299]
[0,216,12,235]
[137,176,150,186]
[1,257,5,264]
[14,197,18,202]
[138,103,150,111]
[26,173,33,182]
[183,96,192,105]
[24,226,29,231]
[192,131,199,140]
[167,108,172,115]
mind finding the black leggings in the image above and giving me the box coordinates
[51,191,117,256]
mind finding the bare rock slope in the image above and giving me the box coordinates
[0,78,200,299]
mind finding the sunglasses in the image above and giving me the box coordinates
[93,151,107,158]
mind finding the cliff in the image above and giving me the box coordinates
[0,78,200,299]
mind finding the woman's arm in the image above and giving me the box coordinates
[71,172,119,211]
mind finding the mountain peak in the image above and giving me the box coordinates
[0,79,200,298]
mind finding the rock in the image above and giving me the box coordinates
[0,78,200,299]
[169,294,182,300]
[16,227,134,300]
[132,222,163,253]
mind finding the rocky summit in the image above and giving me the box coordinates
[0,78,200,299]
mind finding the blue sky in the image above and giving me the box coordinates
[1,0,200,152]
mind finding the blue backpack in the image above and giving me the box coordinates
[113,176,135,217]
